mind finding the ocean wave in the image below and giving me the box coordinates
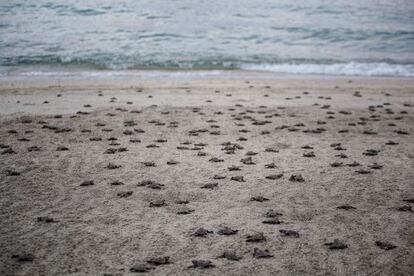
[241,62,414,77]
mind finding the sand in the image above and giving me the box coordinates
[0,74,413,275]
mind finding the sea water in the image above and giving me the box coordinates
[1,0,413,77]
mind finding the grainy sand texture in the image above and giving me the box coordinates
[0,75,413,275]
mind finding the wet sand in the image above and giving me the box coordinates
[0,75,413,275]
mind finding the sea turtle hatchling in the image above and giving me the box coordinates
[188,260,215,269]
[217,251,242,261]
[253,248,273,258]
[218,227,238,235]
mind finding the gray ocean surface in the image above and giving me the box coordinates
[1,0,414,77]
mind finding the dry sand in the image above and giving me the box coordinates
[0,75,413,275]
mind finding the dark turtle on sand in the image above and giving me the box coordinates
[28,146,41,152]
[369,163,383,169]
[217,251,242,261]
[106,163,121,169]
[253,248,273,258]
[336,153,348,158]
[279,229,300,238]
[231,176,245,182]
[324,239,347,250]
[246,232,266,242]
[251,196,269,202]
[363,149,380,156]
[265,147,279,153]
[188,260,215,269]
[56,146,69,151]
[228,165,241,171]
[5,169,20,176]
[396,205,412,212]
[240,157,255,165]
[117,191,133,198]
[166,160,179,165]
[80,180,94,186]
[303,151,315,158]
[201,183,218,189]
[289,174,305,182]
[246,151,258,156]
[347,161,360,167]
[11,253,34,262]
[375,241,397,250]
[265,174,283,180]
[385,140,398,145]
[37,216,57,223]
[147,182,165,189]
[402,198,414,204]
[176,207,195,215]
[130,263,154,273]
[337,205,356,210]
[262,217,283,224]
[265,163,277,169]
[213,175,226,180]
[142,161,156,167]
[149,200,166,207]
[147,256,171,266]
[330,162,343,167]
[192,227,213,237]
[264,209,283,218]
[218,227,238,235]
[209,157,224,162]
[355,169,372,174]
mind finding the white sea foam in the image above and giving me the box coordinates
[241,62,414,77]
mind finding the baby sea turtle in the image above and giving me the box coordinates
[262,217,283,224]
[265,163,277,169]
[246,232,266,242]
[56,145,69,151]
[303,152,315,158]
[37,216,57,223]
[355,169,372,174]
[149,200,166,207]
[253,248,273,258]
[209,157,224,162]
[265,147,279,153]
[396,205,412,212]
[11,253,34,262]
[218,227,238,235]
[192,227,213,237]
[213,175,226,180]
[80,180,94,186]
[201,183,218,189]
[251,196,269,202]
[167,160,179,165]
[147,182,165,189]
[106,163,121,169]
[265,174,283,180]
[347,161,360,167]
[240,157,255,165]
[375,241,397,250]
[279,229,300,238]
[330,162,343,167]
[188,260,215,269]
[289,174,305,182]
[264,209,283,218]
[337,205,356,210]
[117,191,133,198]
[147,256,171,266]
[369,163,383,169]
[176,207,195,215]
[142,161,156,167]
[5,169,20,176]
[324,239,347,250]
[217,251,242,261]
[231,176,245,182]
[228,165,241,171]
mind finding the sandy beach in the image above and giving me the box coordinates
[0,74,413,275]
